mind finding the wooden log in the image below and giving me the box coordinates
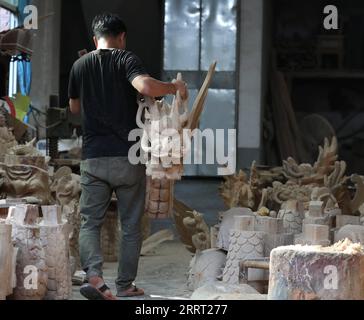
[268,240,364,300]
[0,223,13,300]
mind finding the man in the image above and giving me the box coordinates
[69,12,187,300]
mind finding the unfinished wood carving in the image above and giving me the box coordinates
[137,62,216,181]
[173,198,210,253]
[0,222,17,300]
[145,177,174,219]
[7,205,48,300]
[188,248,227,291]
[347,175,364,214]
[222,229,265,284]
[282,137,338,185]
[216,208,254,251]
[141,229,174,256]
[40,206,72,300]
[5,138,49,170]
[219,170,255,209]
[51,167,81,271]
[0,126,17,161]
[278,200,305,235]
[0,163,51,205]
[334,225,364,244]
[265,181,312,210]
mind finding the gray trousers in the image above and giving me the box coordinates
[79,157,146,292]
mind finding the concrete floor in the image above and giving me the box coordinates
[72,178,227,300]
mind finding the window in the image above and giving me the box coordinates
[0,0,18,13]
[0,6,19,97]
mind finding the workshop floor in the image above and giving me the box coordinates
[72,178,226,300]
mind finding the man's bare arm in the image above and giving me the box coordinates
[69,98,81,115]
[132,75,188,99]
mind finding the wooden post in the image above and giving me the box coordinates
[0,223,13,300]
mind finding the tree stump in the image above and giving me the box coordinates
[7,205,48,300]
[268,240,364,300]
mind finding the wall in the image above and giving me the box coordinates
[29,0,61,138]
[59,0,163,107]
[237,0,267,169]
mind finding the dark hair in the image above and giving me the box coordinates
[92,13,127,39]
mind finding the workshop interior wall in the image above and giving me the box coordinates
[59,0,164,107]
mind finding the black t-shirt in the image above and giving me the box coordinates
[68,49,147,160]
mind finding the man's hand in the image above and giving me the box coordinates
[132,75,188,99]
[173,79,189,101]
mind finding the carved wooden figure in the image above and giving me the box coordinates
[173,199,211,253]
[136,63,216,181]
[0,163,51,205]
[51,167,81,272]
[278,200,305,235]
[222,216,265,284]
[188,249,227,291]
[40,206,72,300]
[7,205,48,300]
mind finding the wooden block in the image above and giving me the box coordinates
[234,216,255,231]
[336,215,360,228]
[268,241,364,300]
[41,206,62,226]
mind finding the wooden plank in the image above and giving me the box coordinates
[187,62,217,131]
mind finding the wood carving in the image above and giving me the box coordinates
[334,225,364,245]
[278,200,305,235]
[222,230,265,284]
[0,126,17,161]
[51,167,81,272]
[7,205,48,300]
[137,62,216,181]
[219,169,255,210]
[268,241,364,300]
[173,198,210,253]
[282,137,338,185]
[216,208,254,251]
[40,206,72,300]
[187,248,226,291]
[0,163,51,205]
[145,177,174,219]
[349,175,364,214]
[4,138,50,171]
[264,181,312,210]
[141,229,174,256]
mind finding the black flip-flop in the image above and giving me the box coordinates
[80,283,112,300]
